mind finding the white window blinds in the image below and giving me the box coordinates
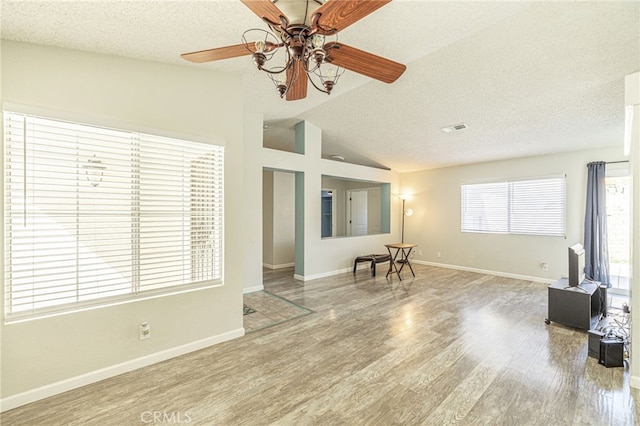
[461,176,565,237]
[508,178,566,236]
[4,111,224,319]
[460,182,508,233]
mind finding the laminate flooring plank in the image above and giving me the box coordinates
[498,369,555,426]
[422,355,505,425]
[462,366,524,425]
[343,383,425,425]
[389,348,482,421]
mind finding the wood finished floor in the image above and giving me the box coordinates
[2,264,639,425]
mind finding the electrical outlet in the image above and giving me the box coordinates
[437,251,441,258]
[541,263,548,271]
[139,322,151,340]
[418,249,423,256]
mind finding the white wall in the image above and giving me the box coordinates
[626,72,640,389]
[400,146,628,282]
[263,170,275,267]
[0,41,245,407]
[243,113,264,294]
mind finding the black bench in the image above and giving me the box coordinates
[353,254,391,277]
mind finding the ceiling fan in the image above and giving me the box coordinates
[180,0,406,101]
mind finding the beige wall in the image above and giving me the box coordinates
[0,41,245,405]
[400,146,627,282]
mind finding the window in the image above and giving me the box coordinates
[461,176,565,236]
[4,111,224,320]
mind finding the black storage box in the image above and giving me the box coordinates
[599,339,624,368]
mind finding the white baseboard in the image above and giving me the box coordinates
[295,267,352,282]
[243,285,264,294]
[290,260,552,284]
[262,262,295,270]
[0,328,245,412]
[412,260,553,284]
[630,375,640,389]
[274,263,295,270]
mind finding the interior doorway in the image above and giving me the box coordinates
[263,170,296,270]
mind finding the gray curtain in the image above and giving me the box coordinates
[584,161,610,286]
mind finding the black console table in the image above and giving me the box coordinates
[545,278,607,330]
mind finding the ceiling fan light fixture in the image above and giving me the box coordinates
[312,62,343,95]
[242,15,337,99]
[268,70,289,98]
[242,29,280,71]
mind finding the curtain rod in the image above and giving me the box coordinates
[606,160,629,164]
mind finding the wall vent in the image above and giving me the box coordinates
[441,123,468,133]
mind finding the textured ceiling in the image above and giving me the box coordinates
[1,0,639,172]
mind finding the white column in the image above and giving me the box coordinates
[626,72,640,388]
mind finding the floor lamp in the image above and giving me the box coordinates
[400,195,413,262]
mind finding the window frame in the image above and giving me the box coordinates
[461,175,566,237]
[3,107,225,321]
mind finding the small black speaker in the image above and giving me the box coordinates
[599,339,624,368]
[588,330,605,359]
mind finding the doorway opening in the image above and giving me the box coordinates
[605,173,630,295]
[321,189,335,238]
[263,169,296,270]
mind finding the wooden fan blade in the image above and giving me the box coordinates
[313,0,390,34]
[240,0,287,27]
[286,60,308,101]
[324,42,405,83]
[181,44,251,63]
[181,42,279,63]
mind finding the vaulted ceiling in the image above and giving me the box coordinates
[2,1,638,172]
